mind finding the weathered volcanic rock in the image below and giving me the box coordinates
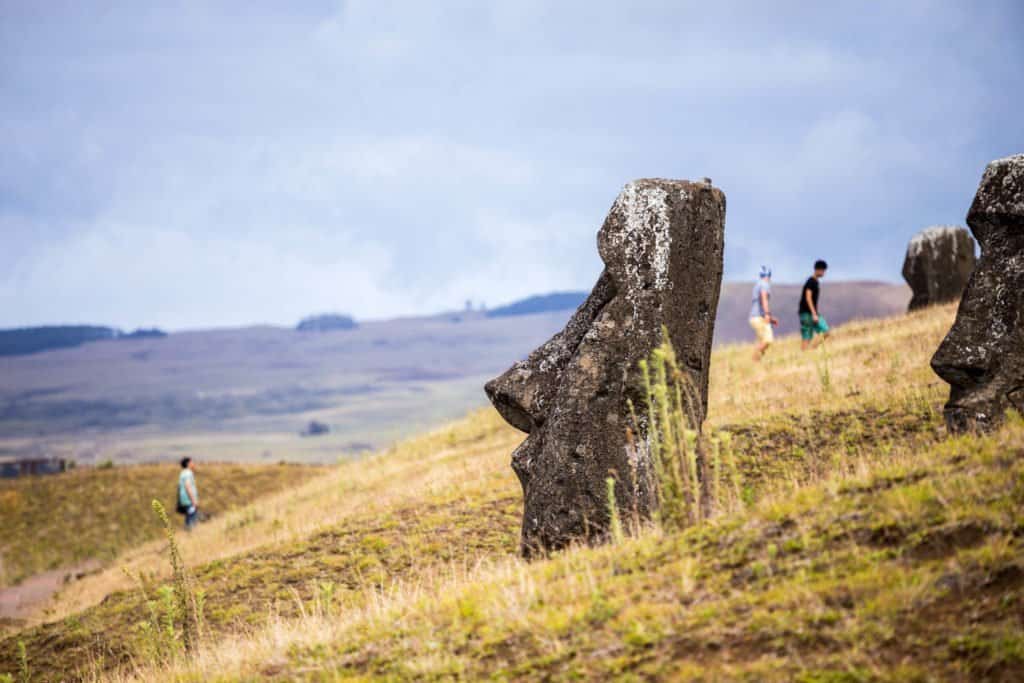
[931,154,1024,432]
[902,226,976,311]
[485,178,725,557]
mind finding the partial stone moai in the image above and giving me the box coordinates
[485,178,725,557]
[931,154,1024,433]
[902,226,976,311]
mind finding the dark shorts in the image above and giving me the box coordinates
[799,313,829,340]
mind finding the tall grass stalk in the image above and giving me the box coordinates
[711,438,721,511]
[605,477,624,544]
[16,641,28,683]
[719,432,743,510]
[151,500,202,655]
[638,330,709,531]
[816,341,833,393]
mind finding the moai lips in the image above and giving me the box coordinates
[931,154,1024,432]
[485,178,725,557]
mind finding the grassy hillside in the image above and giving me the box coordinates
[4,303,1021,682]
[0,463,323,588]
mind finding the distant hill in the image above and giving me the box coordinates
[0,281,908,463]
[483,282,909,343]
[0,326,168,357]
[296,313,358,332]
[486,292,588,318]
[0,326,117,357]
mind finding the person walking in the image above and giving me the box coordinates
[178,457,199,530]
[749,266,778,362]
[799,260,831,350]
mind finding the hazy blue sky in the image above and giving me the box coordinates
[2,1,1022,330]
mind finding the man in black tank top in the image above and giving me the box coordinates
[799,260,830,350]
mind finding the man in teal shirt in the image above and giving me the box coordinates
[178,457,199,530]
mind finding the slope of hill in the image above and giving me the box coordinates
[5,303,1020,682]
[0,310,572,464]
[0,462,324,590]
[0,326,168,357]
[0,326,118,357]
[0,282,908,468]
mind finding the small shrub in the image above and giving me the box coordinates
[151,500,203,655]
[623,620,659,649]
[584,591,617,625]
[313,580,338,617]
[124,567,180,663]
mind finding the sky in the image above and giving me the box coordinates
[1,1,1022,330]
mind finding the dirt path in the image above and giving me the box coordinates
[0,560,101,628]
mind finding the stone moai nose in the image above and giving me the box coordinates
[484,272,616,435]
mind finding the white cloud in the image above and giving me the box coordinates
[1,222,401,329]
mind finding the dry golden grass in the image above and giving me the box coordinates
[39,304,955,628]
[708,303,955,425]
[11,302,1015,683]
[37,408,522,626]
[0,462,320,588]
[118,413,1024,682]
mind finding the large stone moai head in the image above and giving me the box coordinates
[931,154,1024,432]
[902,226,976,311]
[485,178,725,557]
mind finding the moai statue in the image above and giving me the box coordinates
[931,154,1024,432]
[485,178,725,556]
[902,226,976,311]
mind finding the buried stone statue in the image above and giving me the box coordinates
[932,154,1024,432]
[902,225,976,312]
[485,178,725,557]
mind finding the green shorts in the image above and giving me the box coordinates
[799,312,829,341]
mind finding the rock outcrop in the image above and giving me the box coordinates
[902,226,976,311]
[931,154,1024,432]
[485,178,725,557]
